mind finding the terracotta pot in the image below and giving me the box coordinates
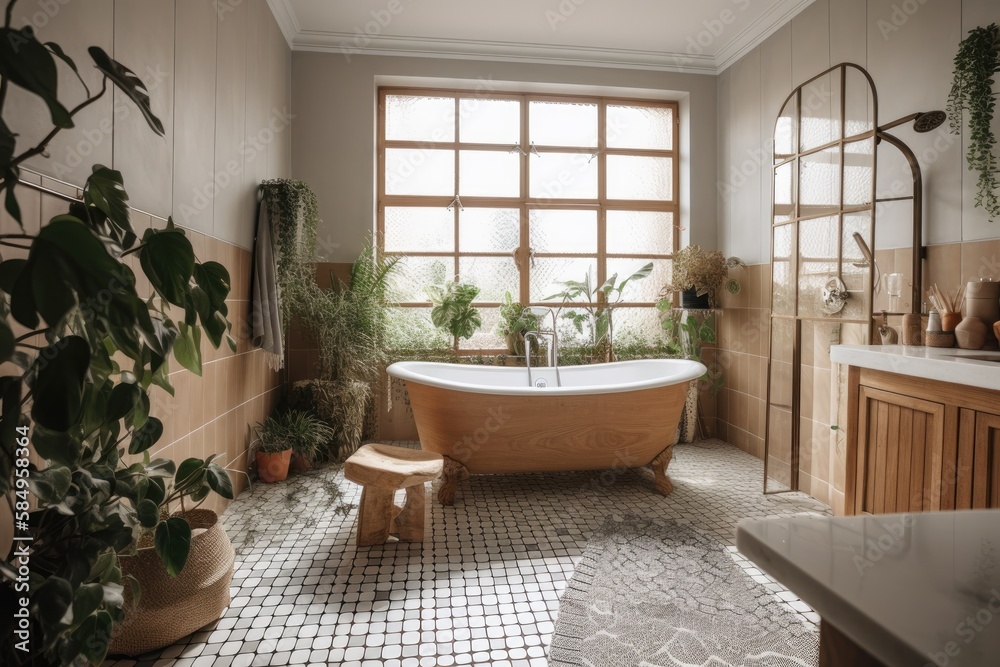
[290,451,313,473]
[256,449,292,482]
[940,311,962,332]
[955,316,988,350]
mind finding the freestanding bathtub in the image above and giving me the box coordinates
[386,359,706,504]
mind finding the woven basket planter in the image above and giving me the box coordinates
[109,509,234,656]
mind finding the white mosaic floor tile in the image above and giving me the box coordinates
[105,438,829,667]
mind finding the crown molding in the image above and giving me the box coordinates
[265,0,298,50]
[269,0,815,75]
[293,31,719,74]
[713,0,816,73]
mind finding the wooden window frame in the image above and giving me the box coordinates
[376,86,680,352]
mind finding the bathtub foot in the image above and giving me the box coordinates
[438,457,470,505]
[650,445,674,496]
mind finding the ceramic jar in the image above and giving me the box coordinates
[955,316,988,350]
[965,279,1000,349]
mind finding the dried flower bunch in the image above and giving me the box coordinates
[662,245,728,305]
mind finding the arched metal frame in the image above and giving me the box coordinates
[763,63,880,494]
[762,62,933,495]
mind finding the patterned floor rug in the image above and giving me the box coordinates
[549,516,818,667]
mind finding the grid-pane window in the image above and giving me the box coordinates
[378,89,678,351]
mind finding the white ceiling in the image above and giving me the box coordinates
[267,0,816,74]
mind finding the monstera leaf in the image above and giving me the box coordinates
[88,46,164,136]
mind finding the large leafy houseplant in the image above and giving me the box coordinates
[261,179,399,458]
[544,263,652,361]
[948,23,1000,219]
[0,8,236,665]
[496,291,539,356]
[427,281,481,341]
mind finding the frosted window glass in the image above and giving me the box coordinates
[606,211,673,255]
[459,150,520,197]
[612,307,664,344]
[531,257,598,302]
[799,147,840,211]
[606,155,672,201]
[385,148,454,196]
[605,259,670,303]
[386,307,450,349]
[384,207,454,253]
[385,95,454,142]
[459,208,520,253]
[799,71,840,150]
[459,98,520,144]
[843,139,874,206]
[458,307,505,350]
[458,257,518,302]
[529,209,597,254]
[529,152,598,199]
[393,256,453,302]
[606,105,673,150]
[529,101,597,147]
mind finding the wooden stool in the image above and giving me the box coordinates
[343,444,443,546]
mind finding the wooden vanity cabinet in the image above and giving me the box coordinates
[846,367,1000,515]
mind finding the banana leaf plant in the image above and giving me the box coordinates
[544,262,653,361]
[0,4,237,664]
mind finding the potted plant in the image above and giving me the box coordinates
[262,183,399,460]
[427,281,482,341]
[662,245,728,309]
[545,263,652,362]
[656,303,724,443]
[948,23,1000,219]
[0,12,237,664]
[496,291,540,356]
[253,410,329,483]
[288,409,336,472]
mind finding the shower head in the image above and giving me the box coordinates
[852,232,874,265]
[852,232,881,299]
[879,110,947,133]
[913,110,947,133]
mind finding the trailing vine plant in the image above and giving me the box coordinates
[259,179,321,323]
[948,23,1000,219]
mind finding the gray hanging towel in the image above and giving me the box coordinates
[250,200,284,371]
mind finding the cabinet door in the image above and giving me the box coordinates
[855,386,948,514]
[970,413,1000,508]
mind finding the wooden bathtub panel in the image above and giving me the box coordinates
[405,381,687,474]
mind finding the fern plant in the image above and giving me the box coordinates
[948,23,1000,219]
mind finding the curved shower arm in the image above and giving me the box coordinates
[875,130,923,314]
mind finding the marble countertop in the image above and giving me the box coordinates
[737,510,1000,667]
[830,344,1000,392]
